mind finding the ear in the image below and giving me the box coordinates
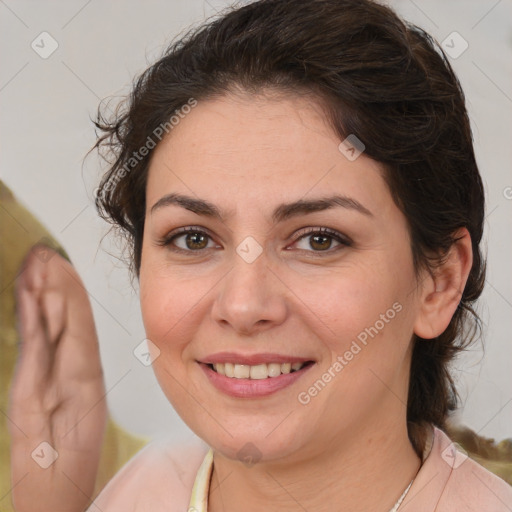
[413,228,473,339]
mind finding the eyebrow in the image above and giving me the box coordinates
[150,192,373,223]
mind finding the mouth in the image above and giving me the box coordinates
[198,359,316,398]
[206,361,315,379]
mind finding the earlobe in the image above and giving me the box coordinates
[413,228,473,340]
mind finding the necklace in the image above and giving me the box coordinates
[387,478,415,512]
[206,477,416,512]
[205,456,419,512]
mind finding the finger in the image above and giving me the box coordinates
[44,254,105,379]
[11,284,53,399]
[40,288,67,347]
[14,247,71,387]
[15,243,48,294]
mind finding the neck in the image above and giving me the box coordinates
[208,421,421,512]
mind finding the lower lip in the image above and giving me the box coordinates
[199,362,315,398]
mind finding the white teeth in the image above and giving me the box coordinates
[250,364,268,380]
[267,363,281,377]
[211,361,307,379]
[224,363,234,377]
[234,364,250,378]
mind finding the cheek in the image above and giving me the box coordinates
[294,263,402,344]
[139,262,193,348]
[139,272,200,406]
[295,260,416,394]
[139,260,219,368]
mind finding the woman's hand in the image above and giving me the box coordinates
[8,245,107,512]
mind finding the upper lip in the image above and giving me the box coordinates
[198,352,315,365]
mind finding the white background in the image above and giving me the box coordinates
[1,0,511,444]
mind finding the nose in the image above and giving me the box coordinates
[210,242,288,336]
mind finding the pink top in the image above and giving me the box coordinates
[93,426,512,511]
[397,427,511,511]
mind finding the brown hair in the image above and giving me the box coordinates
[93,0,486,455]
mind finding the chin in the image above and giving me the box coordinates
[195,420,308,465]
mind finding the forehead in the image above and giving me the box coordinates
[146,92,390,215]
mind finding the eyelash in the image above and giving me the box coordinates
[157,226,352,256]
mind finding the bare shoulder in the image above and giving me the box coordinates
[91,435,210,512]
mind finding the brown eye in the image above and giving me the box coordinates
[158,227,218,253]
[183,231,209,250]
[309,234,334,251]
[292,227,351,253]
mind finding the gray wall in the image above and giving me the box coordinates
[1,0,511,443]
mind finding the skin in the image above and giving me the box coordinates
[10,246,107,512]
[138,90,473,512]
[9,90,472,512]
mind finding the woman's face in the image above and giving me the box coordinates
[139,91,425,462]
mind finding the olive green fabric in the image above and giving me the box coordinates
[0,180,147,510]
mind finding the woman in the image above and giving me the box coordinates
[9,0,512,510]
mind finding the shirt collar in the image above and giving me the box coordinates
[188,424,438,512]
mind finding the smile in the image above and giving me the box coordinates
[210,361,310,379]
[199,360,315,398]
